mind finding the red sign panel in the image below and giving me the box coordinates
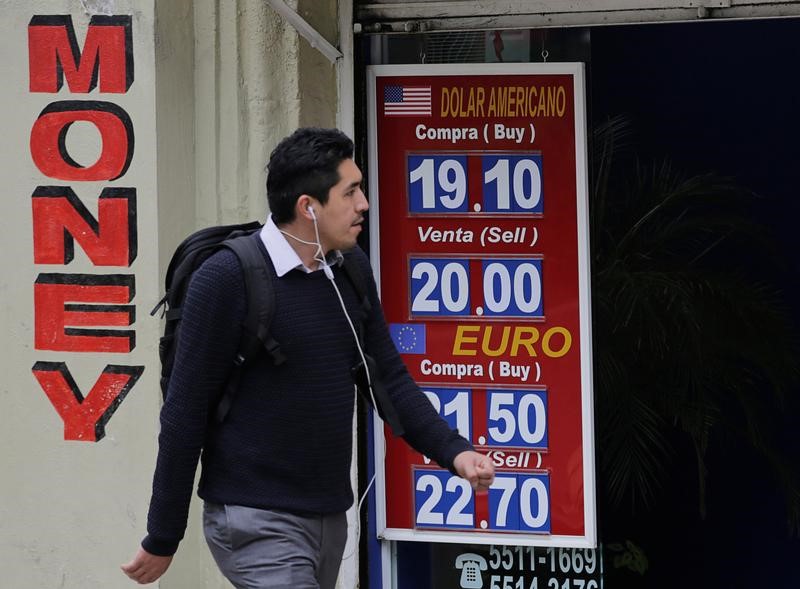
[368,64,595,547]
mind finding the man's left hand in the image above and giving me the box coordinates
[453,450,495,492]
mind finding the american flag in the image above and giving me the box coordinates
[383,85,432,116]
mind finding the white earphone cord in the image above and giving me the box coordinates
[281,211,383,575]
[280,213,380,411]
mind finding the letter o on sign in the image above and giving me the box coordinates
[30,100,134,181]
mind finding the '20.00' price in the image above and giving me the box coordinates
[410,257,543,318]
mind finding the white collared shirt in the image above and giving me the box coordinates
[259,215,343,277]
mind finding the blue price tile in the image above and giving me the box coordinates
[414,469,475,529]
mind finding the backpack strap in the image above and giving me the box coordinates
[340,251,372,345]
[214,232,283,423]
[340,250,405,437]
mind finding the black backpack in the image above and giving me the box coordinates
[150,221,404,433]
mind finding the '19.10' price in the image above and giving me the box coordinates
[408,154,544,214]
[414,470,550,533]
[410,257,543,318]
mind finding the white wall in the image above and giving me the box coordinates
[1,0,344,587]
[0,1,161,587]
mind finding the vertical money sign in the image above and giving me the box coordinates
[28,15,143,442]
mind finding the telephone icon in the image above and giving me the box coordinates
[455,552,488,589]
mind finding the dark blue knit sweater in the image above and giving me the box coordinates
[142,241,472,556]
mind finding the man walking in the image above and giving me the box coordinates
[122,128,494,588]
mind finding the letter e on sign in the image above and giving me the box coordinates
[34,273,136,353]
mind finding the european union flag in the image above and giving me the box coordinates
[389,323,426,354]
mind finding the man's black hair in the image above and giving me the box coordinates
[266,127,354,224]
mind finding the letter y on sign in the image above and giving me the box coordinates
[32,362,143,442]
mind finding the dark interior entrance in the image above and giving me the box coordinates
[358,16,800,588]
[590,18,800,588]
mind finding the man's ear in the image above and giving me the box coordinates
[296,195,315,220]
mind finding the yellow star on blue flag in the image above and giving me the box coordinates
[389,323,426,354]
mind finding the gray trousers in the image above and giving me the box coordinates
[203,502,348,589]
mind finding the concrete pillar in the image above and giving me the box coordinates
[160,1,345,587]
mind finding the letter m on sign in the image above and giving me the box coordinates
[28,15,133,93]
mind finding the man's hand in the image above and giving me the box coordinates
[121,547,173,585]
[453,450,495,492]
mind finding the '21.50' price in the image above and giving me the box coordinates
[423,388,548,450]
[408,154,544,214]
[410,257,543,318]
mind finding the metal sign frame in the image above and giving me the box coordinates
[367,63,596,557]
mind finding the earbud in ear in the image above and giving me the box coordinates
[307,205,316,220]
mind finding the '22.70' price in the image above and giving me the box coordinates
[410,257,543,318]
[409,154,544,214]
[414,470,550,533]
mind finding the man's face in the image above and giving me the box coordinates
[315,158,368,252]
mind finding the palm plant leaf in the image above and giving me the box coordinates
[591,116,800,529]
